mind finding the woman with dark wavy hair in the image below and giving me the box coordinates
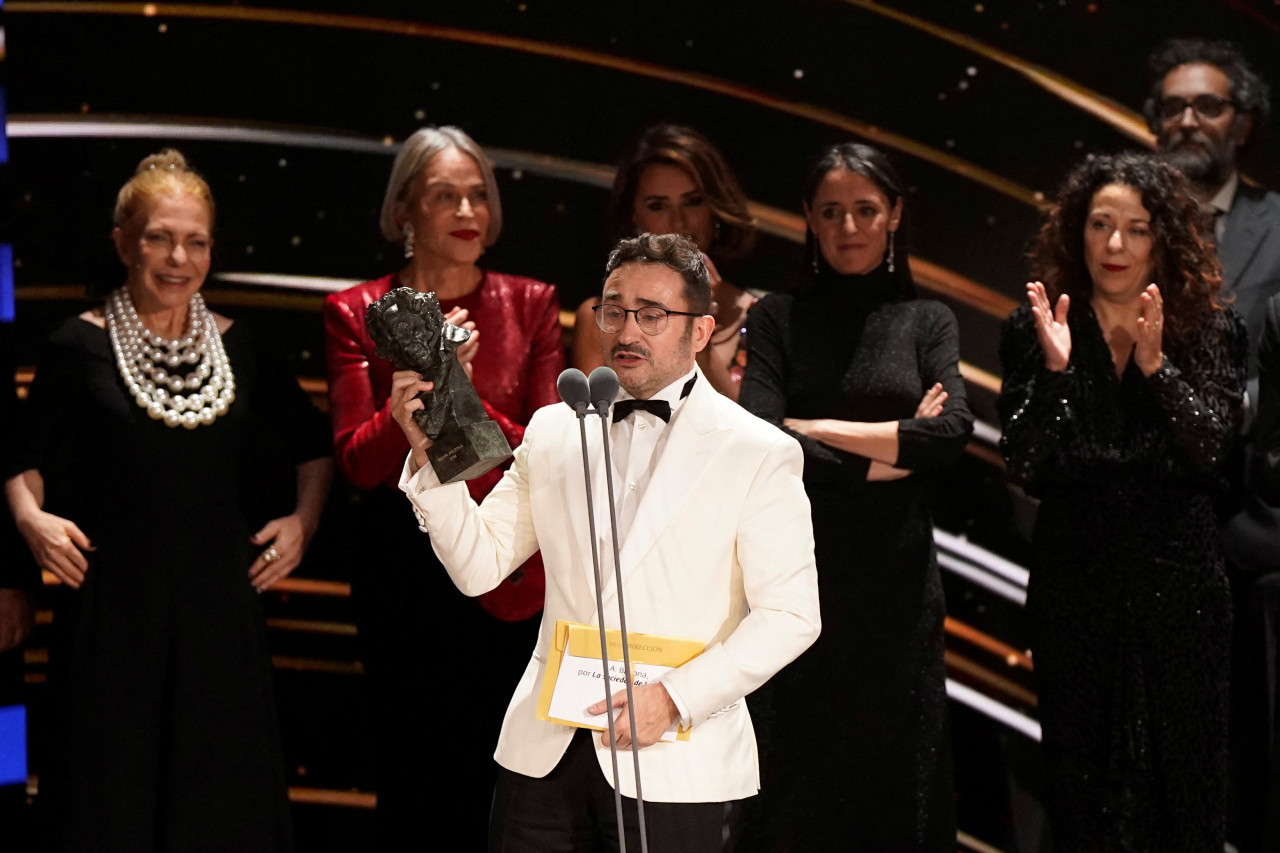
[998,152,1247,850]
[573,124,758,400]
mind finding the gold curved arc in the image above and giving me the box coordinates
[845,0,1154,146]
[8,2,1043,208]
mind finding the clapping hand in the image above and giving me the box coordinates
[1026,281,1071,372]
[1134,283,1165,377]
[444,307,479,380]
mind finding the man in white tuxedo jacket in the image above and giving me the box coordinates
[390,233,820,851]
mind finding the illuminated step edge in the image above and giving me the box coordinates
[970,419,1002,447]
[935,528,1030,590]
[946,678,1041,742]
[938,552,1026,607]
[956,829,1008,853]
[289,786,376,809]
[216,272,362,293]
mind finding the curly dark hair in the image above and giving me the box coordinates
[800,142,916,298]
[605,232,712,314]
[1144,38,1270,149]
[610,124,756,262]
[1032,152,1223,348]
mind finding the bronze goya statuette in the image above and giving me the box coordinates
[365,287,512,482]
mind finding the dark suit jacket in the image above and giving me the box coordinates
[1224,289,1280,573]
[1252,295,1280,505]
[1222,182,1280,380]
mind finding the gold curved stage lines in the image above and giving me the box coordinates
[14,2,1045,208]
[844,0,1155,146]
[11,114,1007,394]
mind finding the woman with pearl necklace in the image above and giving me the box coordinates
[4,149,332,851]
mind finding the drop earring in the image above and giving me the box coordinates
[887,231,896,274]
[402,223,415,259]
[811,238,820,275]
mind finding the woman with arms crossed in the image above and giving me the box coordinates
[740,143,971,851]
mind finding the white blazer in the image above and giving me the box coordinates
[400,367,821,803]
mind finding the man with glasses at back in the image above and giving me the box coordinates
[1147,38,1280,853]
[1146,38,1277,358]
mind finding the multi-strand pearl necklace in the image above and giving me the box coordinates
[105,287,236,429]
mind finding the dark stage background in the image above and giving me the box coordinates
[5,2,1280,850]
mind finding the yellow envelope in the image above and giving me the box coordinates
[537,620,705,741]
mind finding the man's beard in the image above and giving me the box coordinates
[1158,129,1234,190]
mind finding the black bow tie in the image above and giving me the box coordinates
[612,399,671,423]
[610,375,697,423]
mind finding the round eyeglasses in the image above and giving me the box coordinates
[592,304,703,335]
[1159,94,1235,121]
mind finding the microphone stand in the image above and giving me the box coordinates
[559,367,649,853]
[572,404,630,852]
[589,367,649,853]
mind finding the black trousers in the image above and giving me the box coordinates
[489,729,743,853]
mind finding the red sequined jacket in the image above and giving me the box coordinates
[323,270,565,619]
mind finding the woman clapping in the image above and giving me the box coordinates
[998,152,1246,851]
[323,126,563,846]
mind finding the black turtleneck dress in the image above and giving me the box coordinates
[740,266,972,852]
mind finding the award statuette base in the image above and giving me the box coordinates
[428,420,513,483]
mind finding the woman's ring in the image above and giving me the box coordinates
[263,546,280,564]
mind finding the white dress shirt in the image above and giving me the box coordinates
[608,367,697,546]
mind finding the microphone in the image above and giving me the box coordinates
[587,366,620,415]
[557,368,592,415]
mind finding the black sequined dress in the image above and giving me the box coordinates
[998,303,1247,851]
[740,265,972,851]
